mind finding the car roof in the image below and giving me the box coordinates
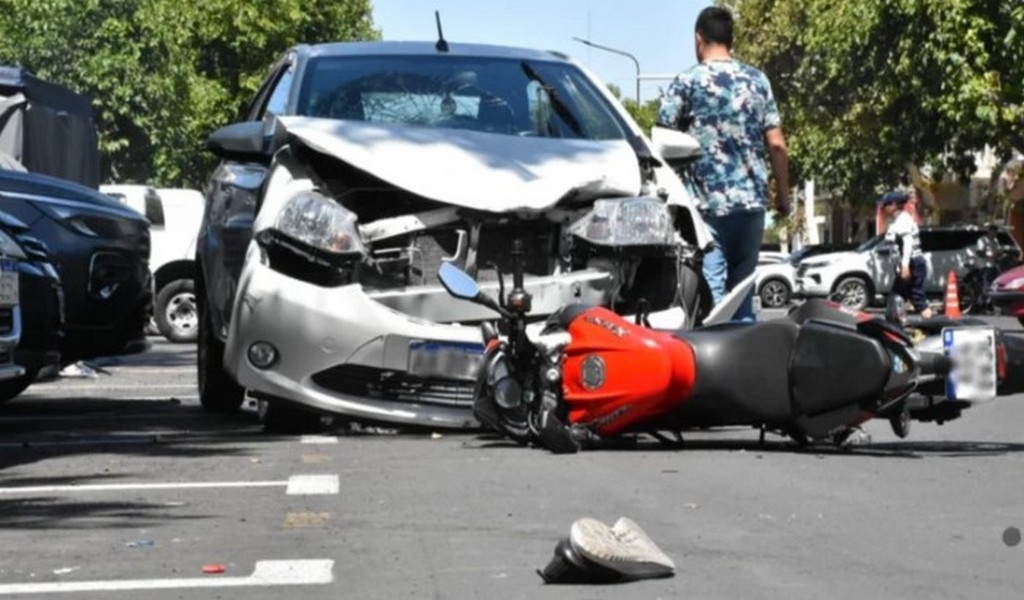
[299,41,571,64]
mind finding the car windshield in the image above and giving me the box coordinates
[296,55,628,140]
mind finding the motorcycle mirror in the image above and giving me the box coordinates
[439,262,481,300]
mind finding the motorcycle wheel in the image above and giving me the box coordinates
[676,262,712,328]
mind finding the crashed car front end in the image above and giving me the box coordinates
[223,51,707,428]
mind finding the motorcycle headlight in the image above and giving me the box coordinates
[271,192,366,256]
[0,230,26,260]
[570,197,674,247]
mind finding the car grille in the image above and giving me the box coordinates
[0,306,12,335]
[311,364,476,408]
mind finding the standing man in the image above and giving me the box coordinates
[659,6,790,320]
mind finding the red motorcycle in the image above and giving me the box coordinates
[438,252,989,453]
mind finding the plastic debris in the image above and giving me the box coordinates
[53,567,80,575]
[59,362,100,379]
[202,564,227,574]
[431,432,444,440]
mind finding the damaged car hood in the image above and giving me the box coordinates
[279,117,642,212]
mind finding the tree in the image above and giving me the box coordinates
[0,0,378,187]
[722,0,1024,203]
[606,84,660,135]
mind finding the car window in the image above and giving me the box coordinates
[296,55,627,140]
[920,230,983,252]
[263,63,296,118]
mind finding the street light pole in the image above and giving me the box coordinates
[572,37,640,106]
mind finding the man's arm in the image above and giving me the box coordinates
[765,127,790,216]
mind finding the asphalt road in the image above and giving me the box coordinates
[0,320,1022,599]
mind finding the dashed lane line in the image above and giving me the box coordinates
[0,559,334,595]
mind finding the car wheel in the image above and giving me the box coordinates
[257,397,325,434]
[197,295,244,412]
[759,278,791,308]
[156,279,199,343]
[833,276,870,311]
[0,368,38,403]
[957,279,979,315]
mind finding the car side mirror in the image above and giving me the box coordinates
[650,126,701,161]
[206,121,270,162]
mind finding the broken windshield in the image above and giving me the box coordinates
[296,54,627,141]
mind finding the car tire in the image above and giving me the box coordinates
[257,397,325,434]
[155,279,199,343]
[197,295,244,413]
[832,276,871,311]
[759,278,791,309]
[0,368,38,403]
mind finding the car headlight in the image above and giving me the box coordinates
[32,202,126,238]
[271,192,366,256]
[570,197,674,247]
[0,230,26,260]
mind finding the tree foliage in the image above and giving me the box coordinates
[722,0,1024,202]
[606,84,660,135]
[0,0,378,186]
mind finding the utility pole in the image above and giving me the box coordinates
[572,37,640,105]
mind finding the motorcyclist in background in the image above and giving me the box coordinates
[881,189,934,320]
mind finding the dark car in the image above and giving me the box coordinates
[0,170,151,362]
[0,209,62,402]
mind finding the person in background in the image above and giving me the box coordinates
[658,6,790,321]
[881,190,933,319]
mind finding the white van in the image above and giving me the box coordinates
[101,184,202,342]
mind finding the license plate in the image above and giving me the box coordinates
[408,341,484,381]
[943,327,997,401]
[0,259,18,306]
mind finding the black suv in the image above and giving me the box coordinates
[0,170,151,362]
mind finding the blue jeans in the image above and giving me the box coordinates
[702,211,765,321]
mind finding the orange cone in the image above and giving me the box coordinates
[944,270,961,319]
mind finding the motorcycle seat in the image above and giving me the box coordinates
[672,320,799,424]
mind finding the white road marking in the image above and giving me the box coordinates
[0,559,334,595]
[300,435,338,445]
[0,480,287,495]
[286,474,340,495]
[28,384,196,390]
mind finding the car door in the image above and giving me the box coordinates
[199,56,297,338]
[865,237,897,294]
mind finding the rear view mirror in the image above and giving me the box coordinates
[438,262,480,300]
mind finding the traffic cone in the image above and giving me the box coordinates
[944,270,961,319]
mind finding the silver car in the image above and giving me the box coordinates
[197,41,712,431]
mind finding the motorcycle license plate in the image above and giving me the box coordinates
[0,259,17,306]
[408,341,484,381]
[943,327,997,402]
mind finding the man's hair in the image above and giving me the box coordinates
[695,7,734,49]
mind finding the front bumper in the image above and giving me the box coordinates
[0,305,25,381]
[225,259,493,429]
[796,274,829,297]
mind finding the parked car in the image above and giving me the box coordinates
[197,41,711,431]
[0,208,62,402]
[755,243,856,308]
[990,264,1024,325]
[0,218,24,389]
[797,225,1021,311]
[102,184,203,342]
[0,170,151,362]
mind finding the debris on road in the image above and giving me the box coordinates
[201,564,226,574]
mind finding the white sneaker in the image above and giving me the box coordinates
[569,517,675,580]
